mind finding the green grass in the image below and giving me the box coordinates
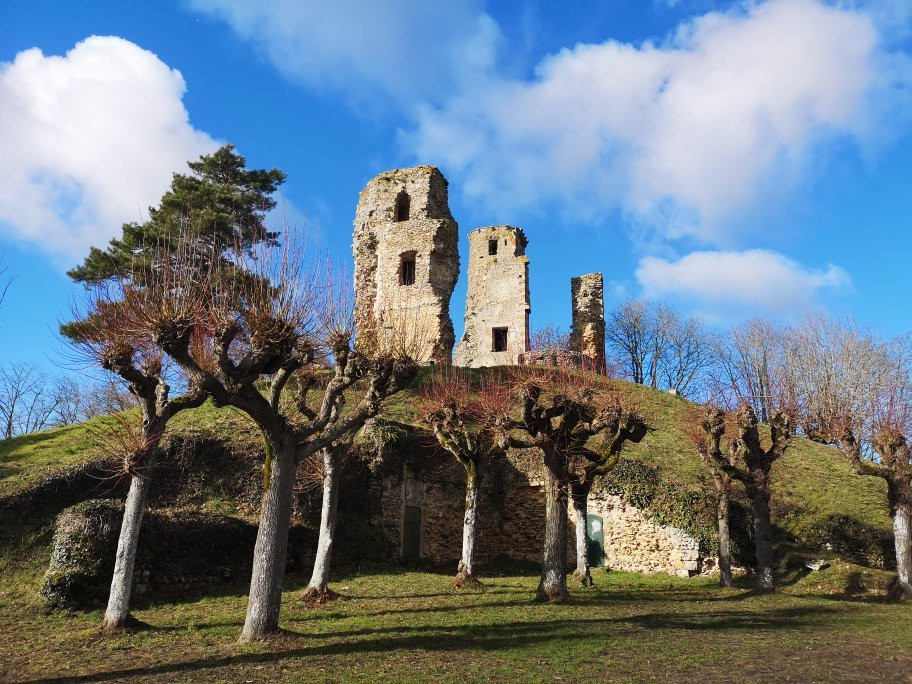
[0,414,117,498]
[0,374,907,682]
[0,563,910,683]
[0,376,893,538]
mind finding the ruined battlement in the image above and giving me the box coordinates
[353,166,459,364]
[453,226,531,368]
[570,273,606,372]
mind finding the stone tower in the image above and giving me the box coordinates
[569,273,606,372]
[352,166,459,364]
[453,226,530,368]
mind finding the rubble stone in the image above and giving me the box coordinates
[569,273,606,372]
[453,226,530,367]
[353,166,459,364]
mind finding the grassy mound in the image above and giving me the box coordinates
[0,375,893,563]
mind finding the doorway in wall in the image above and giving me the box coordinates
[403,505,422,561]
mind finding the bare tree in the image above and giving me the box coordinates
[531,324,571,352]
[130,232,418,641]
[835,425,912,597]
[51,377,138,427]
[701,404,792,591]
[781,314,904,442]
[692,407,735,588]
[568,394,646,587]
[712,319,785,422]
[662,315,712,397]
[301,438,352,602]
[63,284,207,633]
[0,256,10,311]
[606,299,711,397]
[422,368,508,587]
[493,368,648,601]
[0,363,60,439]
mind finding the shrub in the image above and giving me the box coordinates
[804,514,894,569]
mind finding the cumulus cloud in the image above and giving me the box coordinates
[185,0,500,108]
[0,36,217,261]
[635,249,850,311]
[405,0,909,240]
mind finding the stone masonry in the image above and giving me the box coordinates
[569,273,606,372]
[453,226,531,367]
[361,440,711,578]
[352,166,459,364]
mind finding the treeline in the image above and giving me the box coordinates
[534,299,911,429]
[0,366,136,439]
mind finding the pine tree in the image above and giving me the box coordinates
[67,145,286,285]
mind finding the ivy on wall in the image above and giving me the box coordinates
[598,458,754,563]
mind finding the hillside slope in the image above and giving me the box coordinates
[0,376,892,541]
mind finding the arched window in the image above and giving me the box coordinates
[395,191,410,222]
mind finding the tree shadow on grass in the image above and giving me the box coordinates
[28,605,847,683]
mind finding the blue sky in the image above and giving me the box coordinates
[1,0,911,374]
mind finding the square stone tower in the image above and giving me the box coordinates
[569,273,606,372]
[352,166,459,364]
[453,226,530,368]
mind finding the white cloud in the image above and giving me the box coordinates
[185,0,500,108]
[636,249,850,311]
[405,0,909,240]
[0,36,218,262]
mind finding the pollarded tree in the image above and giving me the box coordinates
[133,233,418,641]
[494,368,648,601]
[692,407,735,588]
[301,437,352,603]
[421,369,508,587]
[702,404,791,591]
[568,395,647,587]
[835,427,912,597]
[68,145,286,286]
[62,294,206,632]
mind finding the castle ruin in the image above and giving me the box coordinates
[570,273,606,371]
[353,167,605,371]
[453,226,531,367]
[352,166,459,364]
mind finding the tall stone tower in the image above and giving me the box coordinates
[569,273,606,372]
[453,226,530,368]
[352,166,459,364]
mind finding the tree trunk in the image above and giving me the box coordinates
[101,467,153,632]
[537,460,570,602]
[240,434,296,642]
[572,489,593,587]
[717,490,733,589]
[454,461,480,587]
[893,507,912,598]
[751,486,775,591]
[304,447,341,600]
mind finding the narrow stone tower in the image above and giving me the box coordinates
[352,166,459,364]
[569,273,606,372]
[453,226,530,368]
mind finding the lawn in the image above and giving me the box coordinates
[1,562,910,683]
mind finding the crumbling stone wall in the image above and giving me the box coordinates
[569,273,606,372]
[453,226,531,367]
[586,488,705,577]
[521,349,584,370]
[362,430,710,577]
[353,166,459,364]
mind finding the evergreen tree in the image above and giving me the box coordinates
[68,145,286,285]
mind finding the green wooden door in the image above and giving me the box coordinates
[402,505,421,561]
[586,514,605,567]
